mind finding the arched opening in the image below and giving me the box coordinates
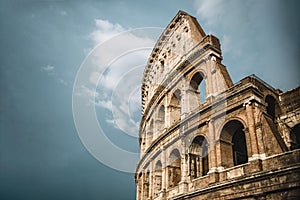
[189,136,209,179]
[157,105,165,132]
[158,105,165,119]
[160,60,164,73]
[291,123,300,150]
[170,90,181,125]
[220,120,248,168]
[265,95,279,120]
[154,161,162,197]
[232,127,248,166]
[190,72,206,103]
[168,149,181,188]
[199,80,206,103]
[146,120,154,147]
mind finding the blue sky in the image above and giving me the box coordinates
[0,0,299,200]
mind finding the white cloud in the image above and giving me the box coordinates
[95,100,112,111]
[192,0,253,69]
[84,19,159,136]
[194,0,224,24]
[42,65,69,86]
[221,35,232,54]
[192,0,300,91]
[90,19,125,45]
[42,65,55,72]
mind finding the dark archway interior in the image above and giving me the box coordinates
[221,120,248,167]
[189,136,209,178]
[291,124,300,149]
[265,95,276,119]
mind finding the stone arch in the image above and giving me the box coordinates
[216,116,247,141]
[219,120,248,168]
[146,119,154,147]
[189,135,209,178]
[190,71,207,103]
[169,89,182,125]
[167,149,181,188]
[157,105,165,132]
[290,123,300,150]
[137,172,142,200]
[153,160,162,197]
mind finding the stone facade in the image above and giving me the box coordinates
[135,11,300,200]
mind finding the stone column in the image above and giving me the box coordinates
[165,96,171,128]
[244,100,259,159]
[215,140,223,170]
[179,139,188,193]
[165,106,171,128]
[149,160,153,199]
[208,119,218,173]
[197,156,201,177]
[140,172,144,200]
[256,123,266,158]
[210,61,217,96]
[136,177,141,200]
[180,84,188,118]
[161,148,167,196]
[205,60,213,100]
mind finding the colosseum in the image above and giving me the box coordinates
[135,11,300,200]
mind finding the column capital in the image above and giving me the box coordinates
[243,96,261,108]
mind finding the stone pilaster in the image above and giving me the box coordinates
[208,119,218,173]
[244,100,260,159]
[149,160,153,199]
[161,148,167,196]
[179,139,188,193]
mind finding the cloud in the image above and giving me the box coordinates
[42,65,68,86]
[42,65,55,72]
[90,19,125,45]
[193,0,300,91]
[84,19,158,137]
[93,50,150,137]
[194,0,224,25]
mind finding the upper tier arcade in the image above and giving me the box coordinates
[139,11,233,151]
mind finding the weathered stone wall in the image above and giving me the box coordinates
[136,11,300,200]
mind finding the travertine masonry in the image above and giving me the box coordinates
[135,11,300,200]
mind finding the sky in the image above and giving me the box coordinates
[0,0,299,200]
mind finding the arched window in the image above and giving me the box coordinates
[220,120,248,168]
[291,123,300,150]
[158,105,165,120]
[146,120,154,147]
[190,72,206,103]
[265,95,279,120]
[189,136,209,179]
[157,105,165,132]
[154,161,162,197]
[160,60,164,73]
[265,95,275,119]
[170,90,181,124]
[168,149,181,187]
